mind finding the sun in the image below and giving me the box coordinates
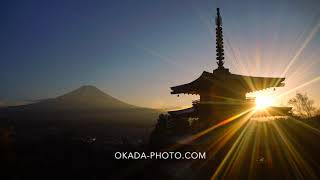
[255,95,274,110]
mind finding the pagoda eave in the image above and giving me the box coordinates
[168,107,198,118]
[247,82,285,93]
[170,71,286,95]
[170,91,199,95]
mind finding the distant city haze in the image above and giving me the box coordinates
[0,0,320,109]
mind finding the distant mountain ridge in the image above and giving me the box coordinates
[0,85,159,126]
[32,85,138,110]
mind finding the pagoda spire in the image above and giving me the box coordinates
[215,8,225,70]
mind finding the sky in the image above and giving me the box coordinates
[0,0,320,109]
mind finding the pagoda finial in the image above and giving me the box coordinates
[215,8,225,70]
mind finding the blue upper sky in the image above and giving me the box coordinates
[0,0,320,108]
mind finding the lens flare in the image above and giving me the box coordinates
[255,95,273,110]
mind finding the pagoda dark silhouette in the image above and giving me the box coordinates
[150,8,291,149]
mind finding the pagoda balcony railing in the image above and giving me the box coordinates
[246,97,256,103]
[192,100,200,105]
[192,98,256,106]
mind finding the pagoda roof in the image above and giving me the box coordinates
[170,70,285,95]
[168,107,197,118]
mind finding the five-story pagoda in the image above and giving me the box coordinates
[168,8,290,130]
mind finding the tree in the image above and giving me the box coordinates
[288,93,316,118]
[149,114,169,150]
